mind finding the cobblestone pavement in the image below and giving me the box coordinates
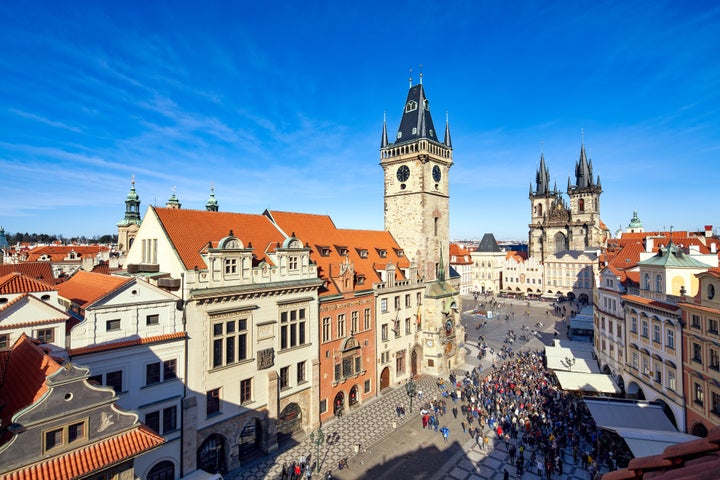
[228,300,606,480]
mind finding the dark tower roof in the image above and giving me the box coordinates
[117,177,142,227]
[477,233,501,253]
[443,113,452,148]
[534,153,551,195]
[392,83,439,145]
[574,142,594,189]
[380,113,389,148]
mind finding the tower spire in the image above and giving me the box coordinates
[443,111,452,148]
[206,185,219,212]
[438,246,445,282]
[381,111,389,148]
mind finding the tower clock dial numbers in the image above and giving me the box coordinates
[432,165,442,182]
[396,165,410,182]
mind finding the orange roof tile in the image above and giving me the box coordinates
[0,334,63,429]
[0,263,56,284]
[266,211,410,296]
[25,245,109,263]
[154,207,285,270]
[0,273,56,294]
[68,332,186,356]
[0,425,164,480]
[56,271,132,309]
[622,294,680,312]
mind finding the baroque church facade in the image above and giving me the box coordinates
[528,143,606,263]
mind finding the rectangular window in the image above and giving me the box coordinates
[642,357,649,375]
[405,294,411,307]
[695,383,704,406]
[668,370,676,391]
[655,367,662,383]
[417,293,422,306]
[653,324,661,343]
[146,314,160,326]
[631,317,637,333]
[68,421,85,443]
[381,298,388,313]
[106,370,123,393]
[617,324,623,338]
[337,314,345,338]
[163,406,177,433]
[632,351,638,370]
[146,362,161,385]
[206,388,220,416]
[241,378,252,404]
[320,399,327,414]
[641,320,648,338]
[280,366,290,389]
[364,308,371,331]
[381,324,388,342]
[106,319,121,331]
[35,328,54,343]
[212,319,249,367]
[224,258,237,274]
[280,307,306,349]
[710,349,720,371]
[163,359,177,380]
[289,256,298,270]
[297,361,306,383]
[334,363,341,382]
[44,428,63,451]
[693,343,703,363]
[394,296,400,310]
[709,318,719,335]
[0,334,8,349]
[364,379,371,394]
[405,318,411,334]
[692,314,701,328]
[145,411,160,434]
[666,329,675,349]
[712,391,720,416]
[322,317,331,343]
[351,311,358,334]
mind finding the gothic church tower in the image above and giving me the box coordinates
[567,142,603,250]
[381,76,453,281]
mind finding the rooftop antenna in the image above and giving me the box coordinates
[581,128,584,145]
[409,68,413,88]
[419,63,423,84]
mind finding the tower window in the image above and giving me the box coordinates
[405,100,418,113]
[579,199,585,212]
[434,218,438,236]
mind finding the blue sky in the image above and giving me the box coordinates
[1,1,719,241]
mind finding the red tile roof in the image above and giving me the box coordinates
[55,271,132,309]
[603,424,720,480]
[0,273,56,294]
[0,424,164,480]
[25,245,109,262]
[0,334,63,430]
[154,207,286,270]
[622,294,681,312]
[449,243,472,265]
[0,263,57,284]
[265,211,409,296]
[68,332,186,356]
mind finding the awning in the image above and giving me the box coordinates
[545,341,600,373]
[554,371,620,394]
[582,397,699,457]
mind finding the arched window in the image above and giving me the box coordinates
[655,274,663,292]
[147,461,174,480]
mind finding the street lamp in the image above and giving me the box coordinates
[405,377,417,412]
[309,427,324,473]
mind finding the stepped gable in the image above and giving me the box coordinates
[55,271,131,309]
[154,207,285,270]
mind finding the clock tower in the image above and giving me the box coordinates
[381,76,453,282]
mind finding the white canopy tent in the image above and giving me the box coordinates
[554,371,620,394]
[545,340,600,373]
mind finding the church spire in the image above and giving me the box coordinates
[117,175,142,227]
[381,111,389,148]
[206,186,219,212]
[443,111,452,148]
[438,246,446,282]
[394,79,439,144]
[166,187,181,209]
[534,152,551,195]
[574,139,594,189]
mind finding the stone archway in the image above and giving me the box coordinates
[349,385,359,407]
[277,403,302,445]
[653,399,678,429]
[380,367,390,390]
[237,418,264,462]
[578,293,589,305]
[198,433,226,474]
[333,391,345,415]
[147,460,174,480]
[626,381,645,400]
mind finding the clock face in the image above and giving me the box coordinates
[432,165,442,182]
[396,165,410,182]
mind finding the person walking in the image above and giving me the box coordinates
[509,444,517,463]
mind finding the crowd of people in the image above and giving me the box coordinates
[416,351,628,479]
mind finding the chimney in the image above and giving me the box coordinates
[706,225,713,238]
[644,237,654,253]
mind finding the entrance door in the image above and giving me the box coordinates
[197,434,226,474]
[333,391,345,415]
[237,418,263,462]
[380,367,390,390]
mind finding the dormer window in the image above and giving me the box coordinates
[405,100,418,113]
[356,275,366,285]
[338,247,348,256]
[412,127,417,135]
[396,249,404,257]
[377,249,387,258]
[319,247,331,257]
[358,249,368,259]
